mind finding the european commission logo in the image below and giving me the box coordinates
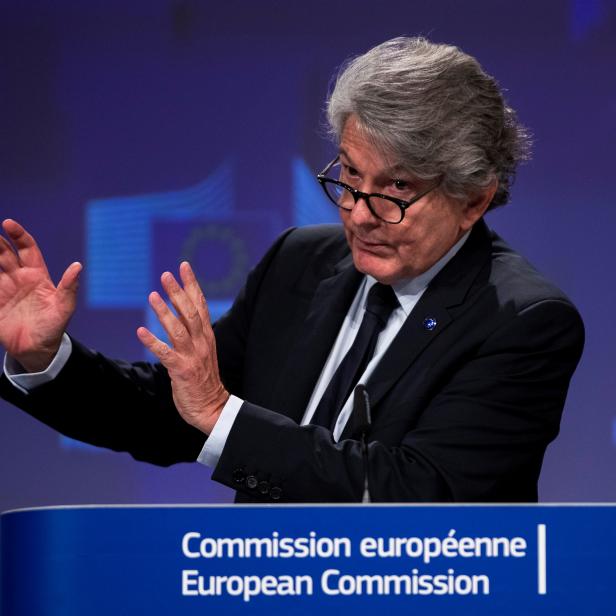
[86,162,250,322]
[85,158,335,342]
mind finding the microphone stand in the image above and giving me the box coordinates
[353,384,372,503]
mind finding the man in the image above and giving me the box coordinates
[0,37,584,502]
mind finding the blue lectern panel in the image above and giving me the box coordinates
[1,505,613,615]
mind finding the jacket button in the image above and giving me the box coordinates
[246,475,258,489]
[269,486,282,501]
[232,468,246,484]
[258,481,270,495]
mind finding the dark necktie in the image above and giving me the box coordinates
[310,282,399,431]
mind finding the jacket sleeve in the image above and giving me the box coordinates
[0,340,206,465]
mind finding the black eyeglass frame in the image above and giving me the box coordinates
[316,156,441,224]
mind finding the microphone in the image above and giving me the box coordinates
[353,384,372,503]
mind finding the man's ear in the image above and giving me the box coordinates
[460,179,498,231]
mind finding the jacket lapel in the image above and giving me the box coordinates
[270,253,363,423]
[352,221,493,422]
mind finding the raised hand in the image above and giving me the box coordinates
[136,261,229,435]
[0,219,82,372]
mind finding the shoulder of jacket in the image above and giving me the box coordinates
[487,230,579,313]
[276,224,349,262]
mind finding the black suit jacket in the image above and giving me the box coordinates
[0,221,584,503]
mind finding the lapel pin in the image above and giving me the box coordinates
[423,317,437,331]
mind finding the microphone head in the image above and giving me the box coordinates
[353,384,372,431]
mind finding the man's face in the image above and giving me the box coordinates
[338,115,489,284]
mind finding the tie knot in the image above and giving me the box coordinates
[365,282,399,325]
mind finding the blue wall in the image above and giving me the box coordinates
[1,0,615,508]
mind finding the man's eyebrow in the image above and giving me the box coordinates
[338,148,355,166]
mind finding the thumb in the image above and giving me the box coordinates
[57,262,83,297]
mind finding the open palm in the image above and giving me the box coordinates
[0,219,81,372]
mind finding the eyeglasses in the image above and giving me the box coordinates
[316,156,440,224]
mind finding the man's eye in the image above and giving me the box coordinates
[393,179,409,190]
[345,165,359,177]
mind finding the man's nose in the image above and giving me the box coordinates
[350,193,378,225]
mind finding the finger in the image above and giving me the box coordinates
[0,235,20,273]
[136,326,176,367]
[161,271,203,338]
[148,291,193,352]
[2,219,49,270]
[179,261,210,325]
[57,262,83,295]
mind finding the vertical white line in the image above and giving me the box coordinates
[537,524,547,595]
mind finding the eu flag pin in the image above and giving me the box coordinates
[423,317,437,331]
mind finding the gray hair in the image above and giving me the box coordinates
[326,37,531,209]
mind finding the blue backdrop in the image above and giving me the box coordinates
[1,0,615,509]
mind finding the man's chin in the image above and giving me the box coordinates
[351,250,396,284]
